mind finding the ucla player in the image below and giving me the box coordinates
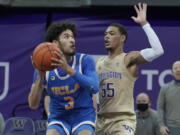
[28,21,99,135]
[96,3,164,135]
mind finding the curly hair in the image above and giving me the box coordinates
[45,21,77,42]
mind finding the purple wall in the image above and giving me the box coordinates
[0,14,47,119]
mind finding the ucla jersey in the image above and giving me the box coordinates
[44,53,96,119]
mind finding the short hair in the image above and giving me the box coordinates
[109,23,128,42]
[45,21,77,42]
[137,92,152,103]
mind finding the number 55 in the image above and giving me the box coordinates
[102,83,115,97]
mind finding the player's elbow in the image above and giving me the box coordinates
[90,83,99,94]
[154,49,164,60]
[157,48,164,56]
[28,102,39,110]
[28,95,39,110]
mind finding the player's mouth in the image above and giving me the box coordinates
[70,44,76,49]
[105,40,110,46]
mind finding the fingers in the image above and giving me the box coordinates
[134,5,139,14]
[53,50,61,58]
[51,57,61,64]
[143,3,147,13]
[165,127,170,135]
[138,3,143,11]
[30,55,37,68]
[131,16,137,21]
[134,3,147,12]
[30,56,33,64]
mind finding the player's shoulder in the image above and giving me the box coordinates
[125,51,140,59]
[76,53,91,58]
[77,53,94,62]
[96,55,107,63]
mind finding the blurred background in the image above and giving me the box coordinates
[0,0,180,120]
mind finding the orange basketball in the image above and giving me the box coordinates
[32,42,60,72]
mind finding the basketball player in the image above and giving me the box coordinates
[28,21,99,135]
[96,3,164,135]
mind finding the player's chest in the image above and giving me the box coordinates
[47,73,80,97]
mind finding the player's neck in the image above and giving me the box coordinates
[65,55,73,63]
[108,47,123,59]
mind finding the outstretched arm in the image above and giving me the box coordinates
[127,3,164,67]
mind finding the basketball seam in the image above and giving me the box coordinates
[41,45,51,71]
[46,44,57,71]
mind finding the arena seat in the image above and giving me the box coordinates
[34,120,47,135]
[2,117,35,135]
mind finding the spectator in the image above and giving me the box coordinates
[157,60,180,135]
[0,112,5,134]
[135,93,160,135]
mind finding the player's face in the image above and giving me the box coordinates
[172,61,180,80]
[58,29,76,56]
[104,26,124,50]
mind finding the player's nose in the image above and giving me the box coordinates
[104,35,109,41]
[70,37,75,44]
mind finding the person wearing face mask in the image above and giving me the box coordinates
[135,93,160,135]
[157,61,180,135]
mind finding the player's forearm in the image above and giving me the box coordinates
[44,95,50,116]
[140,23,164,62]
[72,71,99,94]
[28,76,43,109]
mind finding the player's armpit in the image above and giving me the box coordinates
[125,51,148,68]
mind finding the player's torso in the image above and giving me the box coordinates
[45,54,93,112]
[96,53,136,117]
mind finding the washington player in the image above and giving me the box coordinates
[96,3,164,135]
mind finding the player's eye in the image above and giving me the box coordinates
[110,32,115,35]
[64,34,70,39]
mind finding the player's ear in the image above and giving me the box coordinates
[121,35,126,42]
[52,40,59,47]
[52,40,58,44]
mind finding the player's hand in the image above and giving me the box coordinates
[51,51,75,75]
[30,56,45,78]
[131,3,148,26]
[160,126,169,135]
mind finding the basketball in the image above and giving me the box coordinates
[32,42,60,71]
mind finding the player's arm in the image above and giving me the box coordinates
[51,52,99,94]
[127,3,164,66]
[71,55,99,94]
[28,70,45,109]
[44,95,50,116]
